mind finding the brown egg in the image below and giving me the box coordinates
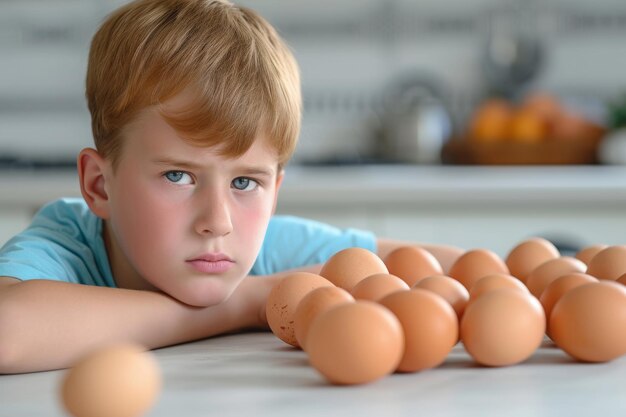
[468,273,528,303]
[505,238,560,283]
[380,289,458,372]
[461,289,545,367]
[618,273,626,286]
[350,273,409,302]
[575,244,608,266]
[61,344,161,417]
[525,256,587,298]
[539,273,599,337]
[294,286,354,350]
[307,301,404,385]
[320,247,388,290]
[383,246,443,286]
[586,245,626,280]
[448,249,509,290]
[413,275,469,320]
[266,272,334,348]
[550,281,626,362]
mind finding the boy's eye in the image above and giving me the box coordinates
[232,177,258,191]
[164,171,193,185]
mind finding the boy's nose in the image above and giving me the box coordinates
[194,196,233,237]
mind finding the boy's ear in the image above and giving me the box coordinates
[77,148,111,219]
[271,170,285,215]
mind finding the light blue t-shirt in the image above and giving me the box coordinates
[0,198,377,286]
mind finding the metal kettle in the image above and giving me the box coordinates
[378,77,453,164]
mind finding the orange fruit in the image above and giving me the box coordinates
[521,92,562,125]
[509,108,548,143]
[469,99,513,142]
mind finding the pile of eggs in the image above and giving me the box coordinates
[266,240,626,385]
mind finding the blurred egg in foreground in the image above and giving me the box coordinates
[61,343,161,417]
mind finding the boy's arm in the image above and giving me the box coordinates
[0,274,281,374]
[376,238,465,275]
[0,239,459,374]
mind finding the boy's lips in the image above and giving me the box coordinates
[186,253,235,274]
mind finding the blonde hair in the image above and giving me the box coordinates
[86,0,301,170]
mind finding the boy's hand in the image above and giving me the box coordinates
[232,274,282,330]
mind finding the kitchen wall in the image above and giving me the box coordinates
[2,0,626,164]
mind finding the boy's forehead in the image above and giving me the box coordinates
[122,105,280,170]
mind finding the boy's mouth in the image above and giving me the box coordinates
[187,253,235,274]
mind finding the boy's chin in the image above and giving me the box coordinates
[166,278,238,308]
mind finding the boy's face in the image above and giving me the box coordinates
[99,103,283,307]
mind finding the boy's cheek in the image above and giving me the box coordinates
[238,208,272,255]
[246,204,273,233]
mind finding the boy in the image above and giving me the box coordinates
[0,0,462,374]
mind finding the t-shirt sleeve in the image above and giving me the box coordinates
[250,215,377,276]
[0,232,81,282]
[0,199,113,286]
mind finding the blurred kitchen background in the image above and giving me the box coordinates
[3,0,626,167]
[2,0,626,255]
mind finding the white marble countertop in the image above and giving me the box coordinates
[1,332,625,417]
[2,165,626,210]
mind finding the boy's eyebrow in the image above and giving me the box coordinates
[152,157,275,177]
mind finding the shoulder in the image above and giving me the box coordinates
[266,215,347,237]
[0,198,113,286]
[34,197,94,224]
[266,215,376,244]
[251,215,377,275]
[30,198,99,239]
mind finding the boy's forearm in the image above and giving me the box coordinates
[0,278,267,374]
